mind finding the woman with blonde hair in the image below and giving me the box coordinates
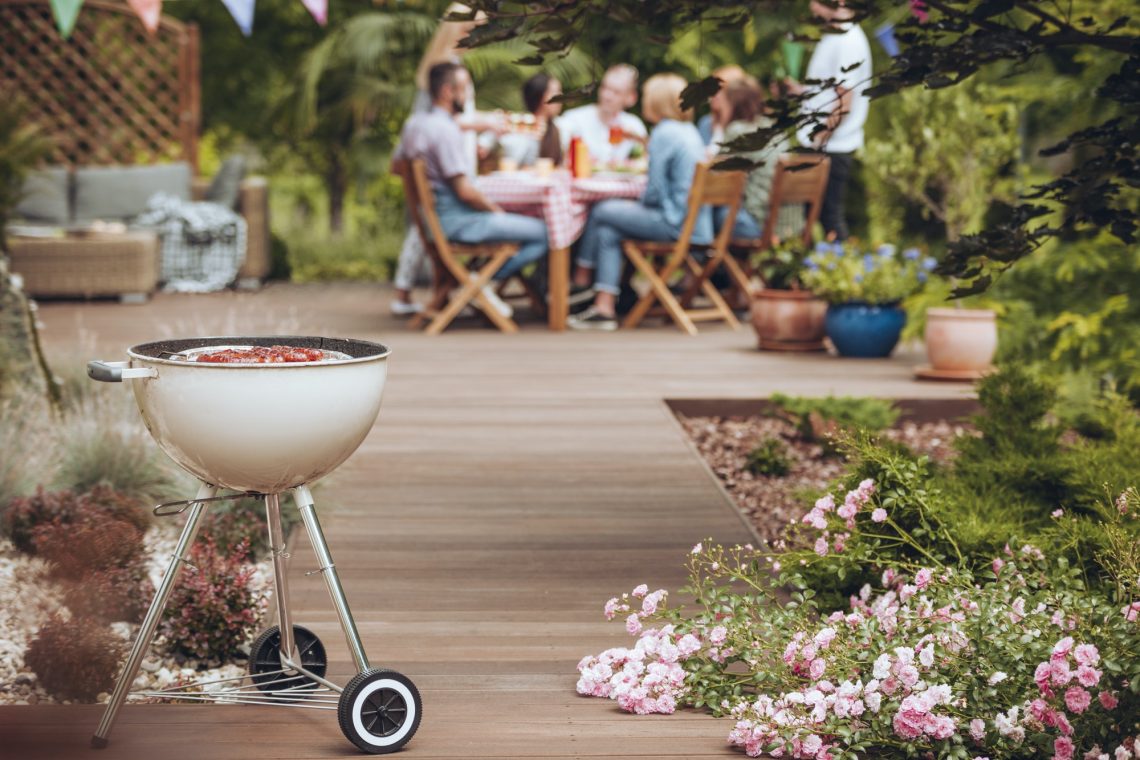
[568,73,712,330]
[697,64,747,152]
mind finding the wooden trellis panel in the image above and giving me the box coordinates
[0,0,199,170]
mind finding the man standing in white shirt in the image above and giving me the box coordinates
[558,64,648,165]
[794,0,872,240]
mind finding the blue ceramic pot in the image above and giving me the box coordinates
[825,302,906,358]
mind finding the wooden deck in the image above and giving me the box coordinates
[2,284,971,759]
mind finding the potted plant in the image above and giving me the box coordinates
[801,241,931,358]
[749,239,828,351]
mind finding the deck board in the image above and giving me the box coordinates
[3,284,967,758]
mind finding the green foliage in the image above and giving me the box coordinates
[745,437,791,478]
[0,100,51,251]
[771,393,900,438]
[801,242,934,305]
[863,81,1020,243]
[752,239,811,290]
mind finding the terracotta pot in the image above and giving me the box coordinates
[750,289,828,351]
[921,307,997,378]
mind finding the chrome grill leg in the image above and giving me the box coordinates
[291,485,370,673]
[92,482,217,749]
[265,493,296,663]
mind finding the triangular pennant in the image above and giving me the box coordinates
[220,0,255,36]
[49,0,83,38]
[128,0,162,34]
[300,0,326,26]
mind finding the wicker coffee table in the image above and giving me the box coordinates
[6,229,160,303]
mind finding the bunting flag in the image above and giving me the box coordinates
[49,0,83,38]
[220,0,255,36]
[128,0,162,34]
[301,0,327,26]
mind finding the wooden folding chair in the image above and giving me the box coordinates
[622,163,747,335]
[723,154,831,299]
[402,159,520,335]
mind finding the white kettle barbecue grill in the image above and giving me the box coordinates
[87,336,422,755]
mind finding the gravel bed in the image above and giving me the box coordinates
[0,524,272,706]
[679,414,972,542]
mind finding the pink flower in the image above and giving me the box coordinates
[915,568,933,590]
[1051,659,1073,686]
[814,627,837,649]
[677,633,701,657]
[631,584,648,598]
[802,508,828,530]
[1065,686,1092,713]
[816,494,836,512]
[1053,636,1075,660]
[1055,736,1075,760]
[871,508,887,523]
[814,538,829,557]
[809,658,826,679]
[1076,665,1102,688]
[992,557,1005,576]
[837,501,857,520]
[626,613,642,635]
[1074,644,1100,666]
[970,718,986,742]
[709,625,727,645]
[1052,509,1064,518]
[1098,690,1118,710]
[604,597,620,620]
[802,734,823,756]
[919,645,935,668]
[1123,601,1140,623]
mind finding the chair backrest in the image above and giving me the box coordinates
[667,163,747,270]
[760,154,831,247]
[409,159,454,261]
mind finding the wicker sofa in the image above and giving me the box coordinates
[6,162,269,300]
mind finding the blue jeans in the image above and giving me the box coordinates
[576,199,674,295]
[714,206,762,239]
[436,189,548,281]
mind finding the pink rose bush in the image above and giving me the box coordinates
[576,481,1140,758]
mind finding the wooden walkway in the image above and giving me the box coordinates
[3,284,970,759]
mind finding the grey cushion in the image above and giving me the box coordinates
[74,163,191,222]
[205,155,246,209]
[16,168,70,224]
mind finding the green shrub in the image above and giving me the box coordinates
[770,394,899,450]
[745,437,792,477]
[0,392,54,514]
[160,538,264,661]
[3,485,149,555]
[24,614,125,701]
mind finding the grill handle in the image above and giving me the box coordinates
[87,360,158,383]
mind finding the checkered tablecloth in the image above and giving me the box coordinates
[477,170,646,250]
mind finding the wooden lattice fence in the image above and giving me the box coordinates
[0,0,199,170]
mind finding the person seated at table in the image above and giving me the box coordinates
[499,73,564,168]
[557,64,647,165]
[696,64,747,155]
[391,62,548,317]
[567,73,711,331]
[715,77,803,241]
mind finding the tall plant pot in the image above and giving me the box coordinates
[916,307,997,381]
[750,289,827,351]
[824,302,906,358]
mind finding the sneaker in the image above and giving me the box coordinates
[566,284,596,307]
[469,274,513,318]
[567,305,618,331]
[390,299,424,317]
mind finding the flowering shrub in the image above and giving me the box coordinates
[577,481,1140,759]
[159,537,265,661]
[801,241,935,305]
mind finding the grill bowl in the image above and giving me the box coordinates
[119,336,390,493]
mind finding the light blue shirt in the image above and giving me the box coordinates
[642,119,712,245]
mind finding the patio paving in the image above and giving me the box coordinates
[1,283,972,759]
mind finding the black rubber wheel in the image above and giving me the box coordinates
[338,669,422,754]
[248,625,327,697]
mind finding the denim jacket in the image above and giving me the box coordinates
[641,119,712,245]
